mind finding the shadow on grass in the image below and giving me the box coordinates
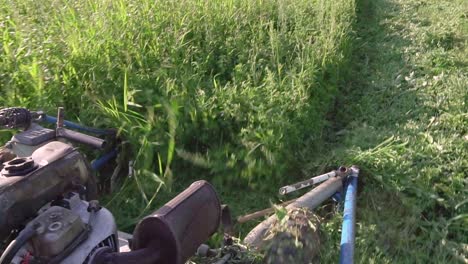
[316,0,465,263]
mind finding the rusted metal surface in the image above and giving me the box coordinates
[279,166,348,195]
[0,141,97,240]
[57,128,107,149]
[56,107,65,128]
[237,199,296,224]
[1,157,36,176]
[244,175,344,248]
[30,206,87,258]
[221,204,235,237]
[263,208,321,264]
[0,148,16,171]
[132,180,221,264]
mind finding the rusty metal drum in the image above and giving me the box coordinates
[132,180,221,264]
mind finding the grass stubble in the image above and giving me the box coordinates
[317,0,467,263]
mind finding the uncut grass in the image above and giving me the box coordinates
[0,0,356,237]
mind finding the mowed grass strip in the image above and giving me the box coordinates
[316,0,467,262]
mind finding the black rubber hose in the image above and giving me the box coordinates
[0,223,37,264]
[91,243,161,264]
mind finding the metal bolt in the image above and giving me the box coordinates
[56,107,64,128]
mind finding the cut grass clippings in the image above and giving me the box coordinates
[316,0,467,262]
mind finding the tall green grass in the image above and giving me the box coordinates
[0,0,356,206]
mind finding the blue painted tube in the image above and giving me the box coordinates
[44,115,114,136]
[339,166,359,264]
[332,191,342,202]
[91,149,119,170]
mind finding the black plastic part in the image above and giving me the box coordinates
[1,157,37,176]
[13,126,55,146]
[90,244,161,264]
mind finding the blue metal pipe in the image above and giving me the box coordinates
[44,115,114,136]
[91,149,119,170]
[339,166,359,264]
[332,191,342,202]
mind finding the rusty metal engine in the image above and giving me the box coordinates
[0,141,98,240]
[0,139,117,264]
[0,107,223,264]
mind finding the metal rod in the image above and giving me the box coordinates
[56,107,64,128]
[339,166,359,264]
[279,166,348,195]
[244,175,344,248]
[237,199,296,223]
[57,128,107,149]
[279,171,336,195]
[91,149,119,170]
[44,115,114,136]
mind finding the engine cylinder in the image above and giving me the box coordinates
[0,141,95,240]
